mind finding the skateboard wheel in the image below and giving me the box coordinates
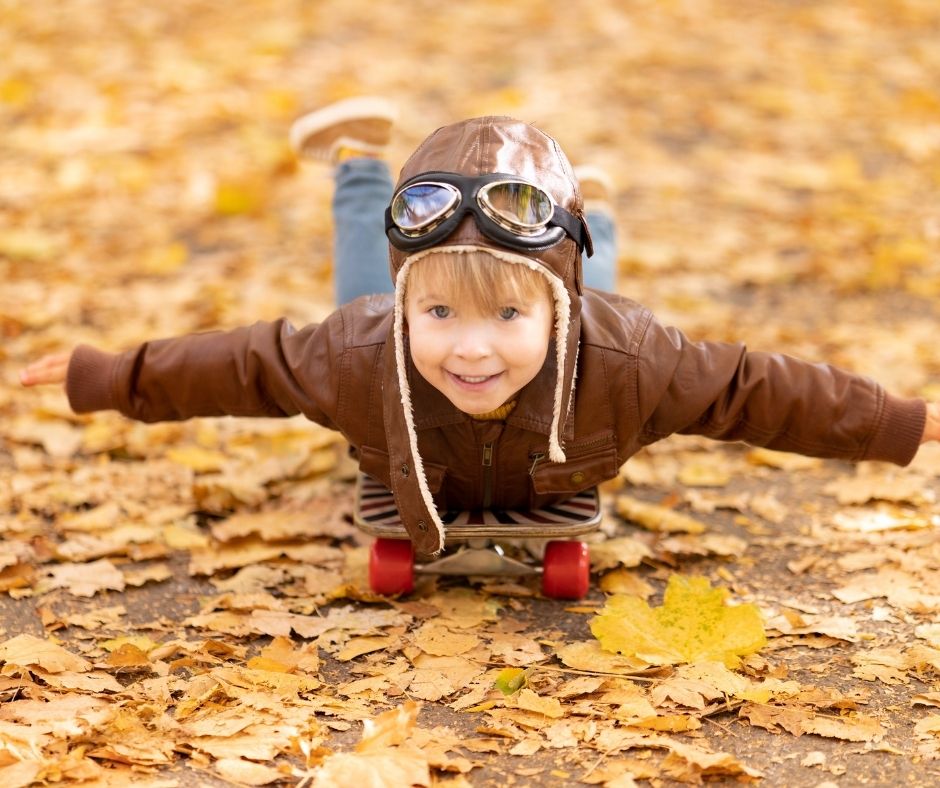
[369,538,414,595]
[542,540,590,599]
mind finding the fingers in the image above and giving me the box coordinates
[922,401,940,444]
[19,352,71,387]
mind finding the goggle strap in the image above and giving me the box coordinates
[550,206,593,258]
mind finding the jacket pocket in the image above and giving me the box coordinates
[358,444,448,494]
[531,445,619,495]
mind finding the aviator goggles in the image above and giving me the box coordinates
[385,172,592,256]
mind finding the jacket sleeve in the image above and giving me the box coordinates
[65,315,345,431]
[635,317,926,466]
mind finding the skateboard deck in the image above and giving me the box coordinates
[353,473,602,541]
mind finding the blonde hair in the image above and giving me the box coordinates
[406,250,552,314]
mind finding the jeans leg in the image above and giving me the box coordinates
[332,158,395,304]
[582,209,617,292]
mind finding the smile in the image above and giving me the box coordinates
[447,371,503,388]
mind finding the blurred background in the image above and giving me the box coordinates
[2,0,940,395]
[4,5,940,782]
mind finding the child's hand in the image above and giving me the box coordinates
[19,352,71,388]
[922,402,940,443]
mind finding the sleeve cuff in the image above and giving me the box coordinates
[865,393,926,466]
[66,345,122,414]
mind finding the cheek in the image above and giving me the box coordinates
[407,325,439,368]
[507,327,550,371]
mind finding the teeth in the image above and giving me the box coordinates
[458,375,490,383]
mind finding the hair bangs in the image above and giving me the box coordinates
[407,250,551,314]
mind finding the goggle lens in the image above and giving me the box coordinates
[390,182,460,233]
[479,181,554,234]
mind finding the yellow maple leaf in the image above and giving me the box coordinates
[590,575,766,668]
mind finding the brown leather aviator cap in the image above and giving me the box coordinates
[388,116,588,287]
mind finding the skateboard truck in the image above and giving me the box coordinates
[354,474,600,599]
[419,539,535,576]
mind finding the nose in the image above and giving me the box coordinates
[453,321,493,360]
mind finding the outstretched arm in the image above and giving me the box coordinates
[18,318,345,431]
[635,316,930,466]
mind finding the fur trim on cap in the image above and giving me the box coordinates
[392,245,574,543]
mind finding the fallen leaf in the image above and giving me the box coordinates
[0,634,91,673]
[616,496,707,534]
[215,757,284,786]
[494,667,527,696]
[590,575,767,668]
[513,688,564,719]
[412,623,480,657]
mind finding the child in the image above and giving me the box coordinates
[21,99,940,560]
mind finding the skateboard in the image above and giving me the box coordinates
[353,473,602,599]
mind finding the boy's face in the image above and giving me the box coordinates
[405,275,554,415]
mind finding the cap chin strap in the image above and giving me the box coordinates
[383,255,447,557]
[383,246,574,557]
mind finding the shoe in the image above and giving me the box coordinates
[574,164,614,205]
[289,96,397,163]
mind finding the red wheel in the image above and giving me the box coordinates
[541,540,590,599]
[369,538,414,595]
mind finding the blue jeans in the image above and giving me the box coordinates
[332,159,617,304]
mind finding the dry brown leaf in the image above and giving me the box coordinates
[677,461,731,487]
[412,623,480,657]
[214,757,284,786]
[802,714,885,743]
[32,668,124,693]
[588,537,652,572]
[556,641,650,674]
[486,632,546,666]
[307,702,431,786]
[0,761,43,788]
[657,533,747,558]
[616,496,707,534]
[310,750,430,788]
[512,688,565,719]
[39,559,126,597]
[0,634,91,673]
[404,655,485,702]
[661,737,763,780]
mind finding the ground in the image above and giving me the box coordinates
[3,1,940,786]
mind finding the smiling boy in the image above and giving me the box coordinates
[21,111,940,560]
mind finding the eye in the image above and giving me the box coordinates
[430,305,451,319]
[498,306,519,320]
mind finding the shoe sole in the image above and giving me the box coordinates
[289,96,398,158]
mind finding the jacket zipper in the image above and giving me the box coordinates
[528,451,545,476]
[482,441,494,509]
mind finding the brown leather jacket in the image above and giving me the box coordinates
[67,287,926,544]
